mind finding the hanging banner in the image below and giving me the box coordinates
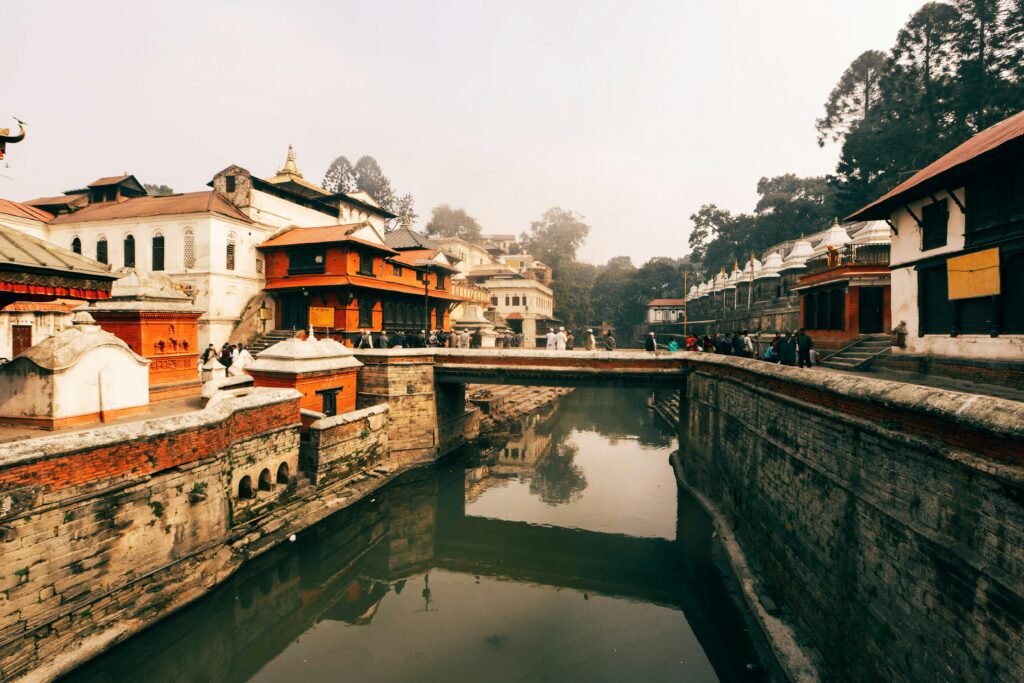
[947,248,1000,300]
[308,306,335,328]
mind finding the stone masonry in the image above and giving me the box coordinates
[681,359,1024,682]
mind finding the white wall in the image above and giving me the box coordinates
[0,213,48,240]
[0,311,73,360]
[889,187,1023,360]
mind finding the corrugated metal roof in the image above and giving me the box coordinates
[648,298,685,306]
[384,227,441,250]
[848,108,1024,220]
[0,222,116,278]
[258,225,397,253]
[47,191,251,224]
[391,248,459,272]
[87,174,131,187]
[264,273,467,300]
[0,198,54,222]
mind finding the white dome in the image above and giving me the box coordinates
[743,256,763,276]
[755,251,784,279]
[850,220,891,244]
[812,219,852,255]
[781,238,814,271]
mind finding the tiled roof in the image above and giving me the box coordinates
[1,300,79,312]
[0,198,54,222]
[258,225,397,253]
[0,222,116,278]
[48,191,251,224]
[849,108,1024,220]
[384,227,441,250]
[648,298,685,306]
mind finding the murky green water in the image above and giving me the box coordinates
[66,388,765,682]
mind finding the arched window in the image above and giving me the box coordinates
[276,462,290,484]
[123,234,136,268]
[226,232,237,271]
[183,229,196,269]
[96,236,108,264]
[71,236,82,254]
[238,476,253,499]
[152,233,165,271]
[258,468,272,491]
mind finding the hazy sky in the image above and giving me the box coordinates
[4,0,923,265]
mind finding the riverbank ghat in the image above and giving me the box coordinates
[1,347,1023,681]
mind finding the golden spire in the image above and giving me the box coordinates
[401,213,411,230]
[832,216,840,227]
[277,144,303,178]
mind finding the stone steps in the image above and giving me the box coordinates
[821,335,892,370]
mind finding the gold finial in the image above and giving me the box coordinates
[401,213,411,230]
[733,258,739,270]
[277,144,303,178]
[832,216,840,227]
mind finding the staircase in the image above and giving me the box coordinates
[820,334,891,370]
[248,329,298,355]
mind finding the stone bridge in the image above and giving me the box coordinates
[353,349,692,463]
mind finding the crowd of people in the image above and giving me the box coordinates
[543,327,617,351]
[201,342,255,372]
[645,328,818,367]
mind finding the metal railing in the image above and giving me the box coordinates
[804,243,889,275]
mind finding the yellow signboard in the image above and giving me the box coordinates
[258,307,272,321]
[947,248,1000,300]
[308,306,335,328]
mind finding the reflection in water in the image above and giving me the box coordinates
[67,388,764,683]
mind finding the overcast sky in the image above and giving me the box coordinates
[4,0,923,265]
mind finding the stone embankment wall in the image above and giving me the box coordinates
[0,379,457,682]
[680,358,1024,682]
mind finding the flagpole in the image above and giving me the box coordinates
[683,269,688,337]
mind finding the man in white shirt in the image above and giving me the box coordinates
[556,327,567,351]
[545,328,557,350]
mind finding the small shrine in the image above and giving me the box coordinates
[247,331,363,417]
[0,311,149,428]
[88,271,202,401]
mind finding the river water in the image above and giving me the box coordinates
[66,388,765,682]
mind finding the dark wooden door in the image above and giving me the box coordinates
[280,293,308,331]
[11,325,32,357]
[858,287,884,334]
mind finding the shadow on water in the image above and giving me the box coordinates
[65,388,767,683]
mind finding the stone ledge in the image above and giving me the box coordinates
[309,404,389,432]
[0,387,302,468]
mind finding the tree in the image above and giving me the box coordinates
[550,260,597,328]
[424,204,482,240]
[590,256,638,330]
[816,50,888,146]
[520,207,590,273]
[322,156,356,193]
[687,204,733,263]
[392,193,418,226]
[353,156,396,212]
[144,183,174,196]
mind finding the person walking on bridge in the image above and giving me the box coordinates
[604,331,617,351]
[585,329,596,350]
[546,328,557,350]
[645,331,657,352]
[556,327,567,351]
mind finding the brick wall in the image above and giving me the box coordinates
[681,362,1024,682]
[0,388,304,681]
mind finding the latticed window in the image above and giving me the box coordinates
[255,258,263,274]
[123,235,135,268]
[152,233,165,271]
[226,232,236,271]
[96,237,108,264]
[183,229,196,269]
